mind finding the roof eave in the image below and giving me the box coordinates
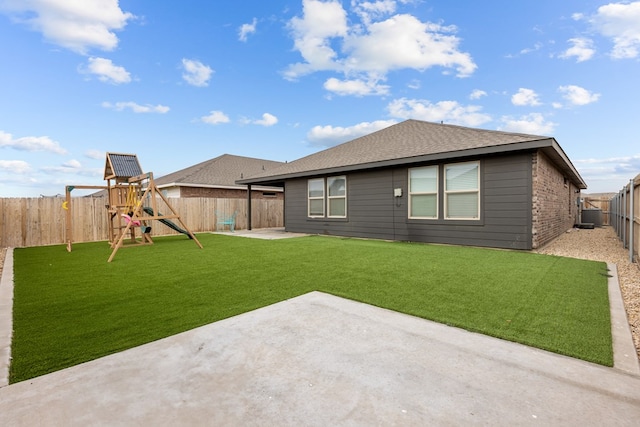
[156,182,283,192]
[540,141,587,189]
[238,138,586,189]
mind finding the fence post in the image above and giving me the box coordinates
[613,195,616,233]
[630,179,635,263]
[623,189,627,248]
[616,193,621,236]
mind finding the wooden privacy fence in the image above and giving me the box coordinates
[611,173,640,264]
[582,196,611,226]
[0,197,283,248]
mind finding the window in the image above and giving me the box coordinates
[308,176,347,218]
[327,176,347,218]
[409,166,438,218]
[445,162,480,219]
[308,178,324,217]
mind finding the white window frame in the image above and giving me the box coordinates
[408,166,439,219]
[308,178,325,218]
[444,161,480,220]
[327,175,347,218]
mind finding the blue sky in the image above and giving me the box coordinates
[1,0,639,197]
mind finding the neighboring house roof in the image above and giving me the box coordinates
[238,119,587,189]
[153,154,285,191]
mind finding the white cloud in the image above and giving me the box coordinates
[284,0,476,93]
[63,159,82,168]
[558,85,600,106]
[0,130,67,154]
[511,88,542,106]
[41,159,100,175]
[559,37,595,62]
[590,1,640,59]
[84,57,131,84]
[201,110,230,125]
[84,149,104,160]
[520,42,543,55]
[285,0,349,78]
[342,14,476,77]
[574,154,640,192]
[102,101,170,113]
[242,113,279,126]
[469,89,487,100]
[256,113,278,126]
[0,0,134,54]
[307,119,397,147]
[42,165,103,178]
[323,77,389,96]
[181,59,213,87]
[239,18,257,42]
[498,113,556,135]
[352,0,397,24]
[387,98,492,127]
[407,79,421,89]
[0,160,31,174]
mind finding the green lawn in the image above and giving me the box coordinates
[10,233,612,383]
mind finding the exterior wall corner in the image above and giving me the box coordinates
[531,150,579,249]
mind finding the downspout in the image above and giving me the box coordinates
[247,184,252,231]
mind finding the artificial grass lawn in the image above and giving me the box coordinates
[10,233,612,383]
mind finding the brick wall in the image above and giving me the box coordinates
[179,186,283,200]
[531,150,579,248]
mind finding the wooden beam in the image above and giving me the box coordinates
[128,172,151,183]
[107,172,202,261]
[154,184,203,249]
[65,186,72,252]
[65,185,108,190]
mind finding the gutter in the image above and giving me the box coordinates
[238,138,587,189]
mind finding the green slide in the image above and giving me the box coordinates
[142,207,193,239]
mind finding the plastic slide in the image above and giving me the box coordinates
[142,207,193,239]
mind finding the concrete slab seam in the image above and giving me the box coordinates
[608,262,640,375]
[0,248,14,388]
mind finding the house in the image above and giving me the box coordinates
[238,119,587,250]
[152,154,285,199]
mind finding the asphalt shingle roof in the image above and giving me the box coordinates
[239,119,586,188]
[153,154,285,188]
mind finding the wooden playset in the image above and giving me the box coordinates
[64,152,202,262]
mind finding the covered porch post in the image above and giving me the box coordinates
[247,184,252,230]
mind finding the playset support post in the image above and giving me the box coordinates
[65,152,202,262]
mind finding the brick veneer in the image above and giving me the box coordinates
[531,150,579,248]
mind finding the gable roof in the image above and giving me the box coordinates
[238,119,586,189]
[104,153,143,180]
[153,154,285,190]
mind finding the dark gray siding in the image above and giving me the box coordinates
[284,153,533,249]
